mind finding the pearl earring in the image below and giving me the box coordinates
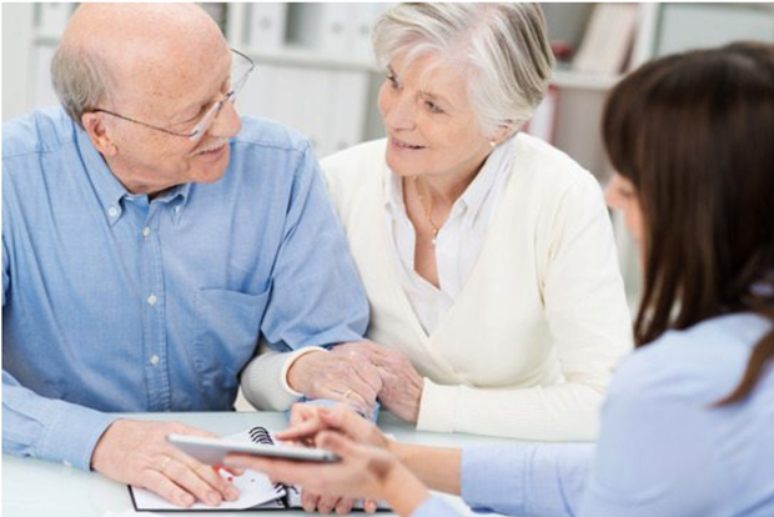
[489,140,497,148]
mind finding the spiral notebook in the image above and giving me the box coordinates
[129,426,388,512]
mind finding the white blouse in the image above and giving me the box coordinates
[384,140,515,335]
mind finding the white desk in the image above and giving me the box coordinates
[3,411,513,517]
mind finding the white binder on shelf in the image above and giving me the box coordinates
[31,44,59,109]
[35,3,73,39]
[301,69,337,158]
[327,70,370,157]
[289,4,351,58]
[247,3,287,53]
[656,4,774,57]
[350,4,389,64]
[235,62,278,121]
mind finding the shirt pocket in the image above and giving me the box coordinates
[191,287,270,407]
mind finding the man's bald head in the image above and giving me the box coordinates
[52,3,228,127]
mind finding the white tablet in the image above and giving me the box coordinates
[167,434,341,465]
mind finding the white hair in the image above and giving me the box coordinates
[372,3,555,138]
[51,42,115,129]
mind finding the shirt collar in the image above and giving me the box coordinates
[384,164,408,222]
[75,124,192,226]
[456,137,515,220]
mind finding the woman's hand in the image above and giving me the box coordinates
[281,404,390,451]
[335,342,424,424]
[281,404,387,514]
[225,431,430,517]
[287,347,383,417]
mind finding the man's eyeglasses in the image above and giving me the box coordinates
[92,49,255,141]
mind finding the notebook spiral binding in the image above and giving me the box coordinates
[249,426,289,505]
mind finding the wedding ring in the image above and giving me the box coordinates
[159,455,172,474]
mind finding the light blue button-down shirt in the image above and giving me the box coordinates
[2,107,369,471]
[413,313,774,517]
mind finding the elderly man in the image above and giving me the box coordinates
[2,3,381,508]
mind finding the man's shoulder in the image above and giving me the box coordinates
[2,106,75,160]
[232,116,312,157]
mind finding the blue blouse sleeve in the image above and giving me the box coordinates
[461,443,593,517]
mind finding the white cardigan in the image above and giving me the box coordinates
[321,136,633,441]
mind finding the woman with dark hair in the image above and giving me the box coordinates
[226,42,774,517]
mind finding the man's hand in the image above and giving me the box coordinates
[287,345,383,415]
[91,419,241,508]
[334,342,424,424]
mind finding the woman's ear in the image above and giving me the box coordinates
[82,112,118,157]
[489,120,518,147]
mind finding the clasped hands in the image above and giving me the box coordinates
[288,341,425,424]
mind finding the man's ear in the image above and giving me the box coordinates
[81,112,117,157]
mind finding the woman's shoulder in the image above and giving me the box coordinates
[319,139,387,213]
[609,313,771,406]
[509,133,600,199]
[321,139,387,182]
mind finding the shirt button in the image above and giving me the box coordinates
[147,294,157,306]
[149,354,160,366]
[142,227,151,239]
[108,206,119,218]
[174,206,182,214]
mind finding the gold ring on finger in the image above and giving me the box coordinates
[159,455,172,474]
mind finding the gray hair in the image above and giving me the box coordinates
[51,42,115,129]
[372,3,555,138]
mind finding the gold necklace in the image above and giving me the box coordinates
[413,176,439,246]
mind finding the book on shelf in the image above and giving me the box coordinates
[572,3,638,75]
[35,3,74,39]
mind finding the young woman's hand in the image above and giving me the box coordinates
[225,430,430,517]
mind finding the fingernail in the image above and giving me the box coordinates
[181,494,194,507]
[208,491,222,506]
[226,486,240,501]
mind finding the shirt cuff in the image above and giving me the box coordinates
[39,403,117,471]
[416,378,458,433]
[410,495,464,517]
[281,346,328,397]
[460,446,531,515]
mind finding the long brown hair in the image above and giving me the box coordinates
[602,42,774,404]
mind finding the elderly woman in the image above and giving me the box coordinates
[244,3,632,440]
